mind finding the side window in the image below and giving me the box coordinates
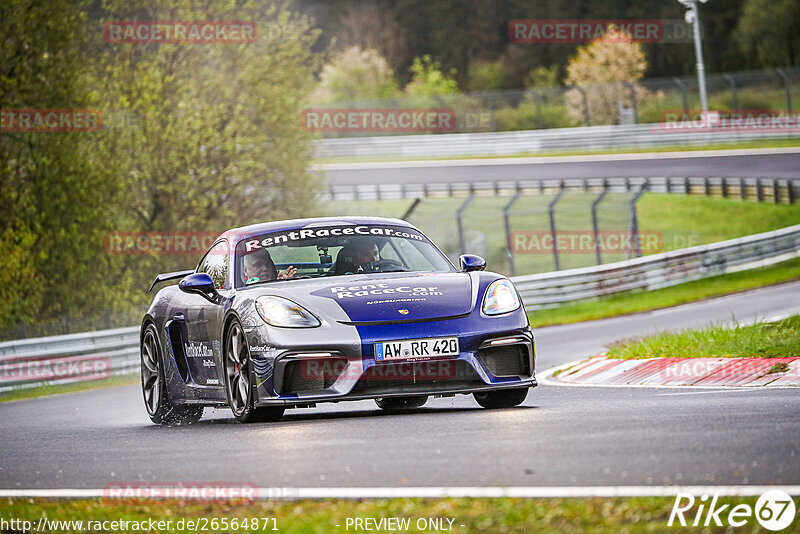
[197,240,228,290]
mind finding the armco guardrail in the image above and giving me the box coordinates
[323,176,798,204]
[0,326,140,393]
[315,123,800,160]
[515,224,800,310]
[1,225,798,392]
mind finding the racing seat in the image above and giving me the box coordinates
[333,246,360,275]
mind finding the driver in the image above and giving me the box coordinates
[352,240,380,271]
[243,250,296,284]
[334,240,381,275]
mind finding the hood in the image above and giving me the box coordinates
[285,272,476,323]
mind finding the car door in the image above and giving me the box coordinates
[183,240,229,389]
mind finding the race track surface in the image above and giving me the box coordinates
[319,149,800,186]
[2,281,799,489]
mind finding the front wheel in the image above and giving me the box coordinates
[375,395,428,411]
[140,324,203,425]
[224,320,285,424]
[473,388,529,409]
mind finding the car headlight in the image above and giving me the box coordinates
[255,296,320,328]
[482,279,521,315]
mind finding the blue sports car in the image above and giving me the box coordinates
[140,216,536,424]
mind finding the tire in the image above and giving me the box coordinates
[375,395,428,411]
[473,388,529,409]
[224,320,285,424]
[140,324,204,425]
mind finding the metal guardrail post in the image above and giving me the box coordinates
[456,193,475,255]
[624,82,638,124]
[756,179,764,203]
[548,182,566,271]
[591,181,609,265]
[628,181,649,259]
[532,90,544,129]
[740,178,747,200]
[773,180,781,204]
[402,198,422,220]
[775,68,793,113]
[722,73,739,110]
[673,77,690,117]
[788,180,796,205]
[721,177,728,199]
[503,189,524,276]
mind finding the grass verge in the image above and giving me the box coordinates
[316,138,800,164]
[0,374,139,404]
[0,496,772,533]
[607,315,800,360]
[528,257,800,328]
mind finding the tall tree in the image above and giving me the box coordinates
[0,0,114,330]
[735,0,800,67]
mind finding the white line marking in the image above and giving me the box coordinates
[655,388,763,396]
[2,486,800,499]
[316,146,800,170]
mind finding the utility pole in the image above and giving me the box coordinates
[678,0,709,112]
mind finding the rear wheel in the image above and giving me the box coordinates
[140,324,203,425]
[375,395,428,411]
[224,320,285,423]
[473,388,529,409]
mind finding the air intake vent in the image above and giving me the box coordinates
[478,344,530,377]
[282,357,346,394]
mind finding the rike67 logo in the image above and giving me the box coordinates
[669,491,796,530]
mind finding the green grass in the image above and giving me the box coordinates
[637,195,800,249]
[0,496,778,533]
[606,315,800,360]
[316,138,800,163]
[528,257,800,328]
[0,374,139,404]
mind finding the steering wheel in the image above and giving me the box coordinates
[370,259,405,271]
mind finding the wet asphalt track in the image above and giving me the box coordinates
[2,281,799,489]
[319,149,800,186]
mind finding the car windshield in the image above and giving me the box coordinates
[234,224,455,287]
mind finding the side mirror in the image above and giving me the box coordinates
[179,273,219,302]
[460,254,486,272]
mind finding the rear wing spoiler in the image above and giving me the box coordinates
[149,269,195,292]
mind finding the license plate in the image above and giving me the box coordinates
[374,337,459,361]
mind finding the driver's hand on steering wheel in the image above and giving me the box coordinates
[278,266,297,279]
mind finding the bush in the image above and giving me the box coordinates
[312,46,399,104]
[494,94,578,131]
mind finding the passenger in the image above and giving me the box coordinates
[243,250,296,284]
